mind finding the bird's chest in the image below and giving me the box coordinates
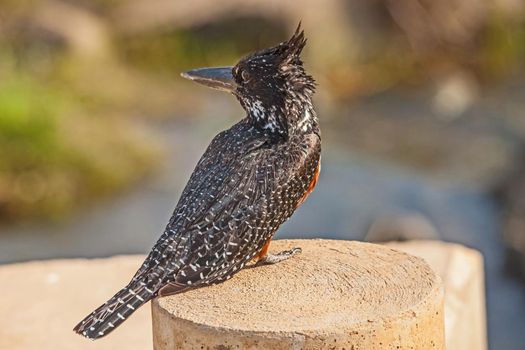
[266,134,320,216]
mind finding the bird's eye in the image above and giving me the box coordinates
[241,70,250,82]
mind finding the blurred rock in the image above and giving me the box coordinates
[365,212,440,242]
[31,0,111,59]
[385,0,488,51]
[433,70,479,120]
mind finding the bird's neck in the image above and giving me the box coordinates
[246,98,318,140]
[292,103,318,134]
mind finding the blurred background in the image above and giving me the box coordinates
[0,0,524,348]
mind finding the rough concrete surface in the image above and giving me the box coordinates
[0,255,150,350]
[153,239,445,349]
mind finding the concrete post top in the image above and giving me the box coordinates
[153,239,444,349]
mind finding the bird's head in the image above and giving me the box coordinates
[182,24,316,140]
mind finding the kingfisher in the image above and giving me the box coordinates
[74,24,320,339]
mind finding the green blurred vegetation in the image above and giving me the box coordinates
[480,11,525,79]
[0,52,159,221]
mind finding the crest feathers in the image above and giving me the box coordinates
[284,22,307,58]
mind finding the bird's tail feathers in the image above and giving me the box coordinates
[73,280,155,340]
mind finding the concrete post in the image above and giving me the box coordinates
[152,239,445,349]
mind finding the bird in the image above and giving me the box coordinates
[73,24,320,340]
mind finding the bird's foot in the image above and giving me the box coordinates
[255,247,302,266]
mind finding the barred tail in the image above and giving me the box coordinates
[73,281,155,340]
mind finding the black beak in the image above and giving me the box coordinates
[181,66,236,93]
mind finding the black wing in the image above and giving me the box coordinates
[133,122,320,295]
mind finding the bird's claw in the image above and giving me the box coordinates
[255,247,302,266]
